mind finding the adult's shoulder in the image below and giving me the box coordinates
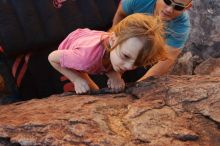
[174,12,191,28]
[121,0,156,14]
[168,12,191,35]
[165,12,191,48]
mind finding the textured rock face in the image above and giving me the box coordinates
[172,0,220,75]
[194,58,220,76]
[184,0,220,58]
[0,76,219,146]
[172,53,220,76]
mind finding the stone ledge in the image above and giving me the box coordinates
[0,75,219,146]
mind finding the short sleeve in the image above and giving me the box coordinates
[165,13,191,49]
[121,0,155,15]
[121,0,136,15]
[60,49,88,71]
[58,28,105,72]
[166,28,190,49]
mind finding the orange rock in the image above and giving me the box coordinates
[0,76,219,145]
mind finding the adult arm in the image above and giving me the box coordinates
[138,46,181,81]
[112,2,127,25]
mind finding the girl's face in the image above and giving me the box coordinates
[110,37,144,73]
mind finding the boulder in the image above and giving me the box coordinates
[0,76,219,146]
[184,0,220,58]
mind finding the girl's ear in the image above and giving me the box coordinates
[109,32,117,48]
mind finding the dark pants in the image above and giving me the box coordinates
[90,66,150,88]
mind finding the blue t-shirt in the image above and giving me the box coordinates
[121,0,190,49]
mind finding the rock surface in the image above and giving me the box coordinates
[194,58,220,76]
[184,0,220,58]
[171,53,220,76]
[0,76,219,146]
[172,0,220,75]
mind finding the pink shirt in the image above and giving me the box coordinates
[58,28,109,74]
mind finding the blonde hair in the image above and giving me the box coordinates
[104,13,168,67]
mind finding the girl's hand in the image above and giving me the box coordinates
[73,78,90,94]
[107,74,125,93]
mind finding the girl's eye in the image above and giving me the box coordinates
[123,54,130,59]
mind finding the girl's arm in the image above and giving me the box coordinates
[105,70,125,93]
[48,50,99,94]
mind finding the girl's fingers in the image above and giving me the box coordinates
[75,83,90,94]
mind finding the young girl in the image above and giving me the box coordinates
[48,13,167,94]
